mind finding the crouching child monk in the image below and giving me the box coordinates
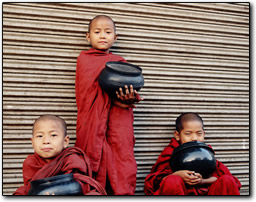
[144,112,241,195]
[13,115,106,195]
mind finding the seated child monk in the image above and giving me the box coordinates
[13,115,106,195]
[144,112,241,195]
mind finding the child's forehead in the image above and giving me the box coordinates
[34,118,62,129]
[90,17,115,29]
[36,118,58,124]
[182,120,203,128]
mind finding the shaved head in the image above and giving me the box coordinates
[176,112,204,132]
[32,115,67,136]
[88,15,116,33]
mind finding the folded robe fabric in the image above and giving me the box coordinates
[75,48,137,195]
[144,138,241,195]
[13,147,106,195]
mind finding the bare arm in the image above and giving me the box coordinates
[192,172,217,185]
[199,176,218,185]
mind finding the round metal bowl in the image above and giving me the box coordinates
[99,61,144,98]
[170,141,216,178]
[28,173,82,195]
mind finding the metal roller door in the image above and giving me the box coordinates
[3,2,249,195]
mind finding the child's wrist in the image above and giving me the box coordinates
[112,98,132,108]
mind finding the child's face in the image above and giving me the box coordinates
[31,119,69,162]
[86,17,117,53]
[174,120,205,144]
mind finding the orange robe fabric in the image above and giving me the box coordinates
[75,48,137,195]
[144,138,241,195]
[13,147,106,195]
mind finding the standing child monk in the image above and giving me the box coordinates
[13,115,106,195]
[144,112,241,195]
[75,15,143,195]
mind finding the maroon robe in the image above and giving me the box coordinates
[13,147,106,195]
[75,48,137,195]
[144,138,241,195]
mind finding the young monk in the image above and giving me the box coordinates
[144,112,241,195]
[75,15,143,195]
[13,115,106,195]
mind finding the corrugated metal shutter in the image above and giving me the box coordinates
[3,2,249,195]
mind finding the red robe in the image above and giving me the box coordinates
[144,138,241,195]
[75,48,137,195]
[13,147,106,195]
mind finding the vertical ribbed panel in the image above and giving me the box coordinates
[3,3,249,195]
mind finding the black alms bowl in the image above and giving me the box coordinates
[28,173,82,195]
[99,61,144,98]
[170,141,216,178]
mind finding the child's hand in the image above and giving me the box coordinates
[115,85,143,106]
[172,170,202,186]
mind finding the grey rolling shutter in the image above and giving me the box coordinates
[3,3,249,195]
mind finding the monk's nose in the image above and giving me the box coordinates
[100,32,106,38]
[191,134,198,141]
[43,136,50,144]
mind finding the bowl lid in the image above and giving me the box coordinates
[172,141,214,156]
[106,61,142,75]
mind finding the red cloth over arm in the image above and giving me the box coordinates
[212,160,241,190]
[144,138,180,195]
[13,154,47,195]
[22,154,48,186]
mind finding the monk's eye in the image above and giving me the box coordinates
[36,135,43,138]
[51,134,57,137]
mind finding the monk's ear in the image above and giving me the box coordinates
[202,130,206,139]
[30,136,34,144]
[114,34,118,42]
[86,32,90,43]
[31,136,35,150]
[174,130,180,141]
[64,135,70,148]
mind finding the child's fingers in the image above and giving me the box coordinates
[119,87,125,97]
[194,173,202,178]
[129,85,134,96]
[124,85,130,95]
[189,177,201,185]
[116,91,121,99]
[187,171,195,175]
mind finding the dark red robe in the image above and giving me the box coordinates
[144,138,241,195]
[13,147,106,195]
[75,48,137,195]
